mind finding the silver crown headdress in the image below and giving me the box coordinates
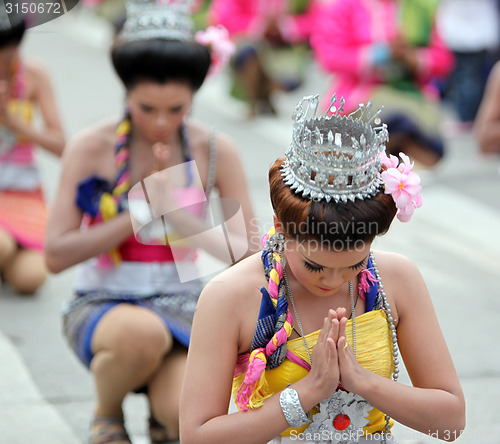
[119,0,194,43]
[281,94,389,203]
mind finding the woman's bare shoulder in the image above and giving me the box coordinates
[61,117,121,179]
[23,59,52,98]
[65,118,119,159]
[371,250,421,280]
[23,59,46,79]
[186,120,237,154]
[371,250,429,318]
[195,252,266,351]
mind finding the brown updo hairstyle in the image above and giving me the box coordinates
[269,158,397,248]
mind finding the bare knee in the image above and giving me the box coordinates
[0,229,17,269]
[124,325,171,368]
[3,249,47,294]
[94,307,172,370]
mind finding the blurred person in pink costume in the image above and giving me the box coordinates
[0,8,65,295]
[310,0,454,167]
[209,0,319,116]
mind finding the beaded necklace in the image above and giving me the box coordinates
[283,251,399,444]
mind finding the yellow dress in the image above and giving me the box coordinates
[233,309,394,437]
[0,98,46,251]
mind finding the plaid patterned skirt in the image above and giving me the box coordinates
[62,283,203,368]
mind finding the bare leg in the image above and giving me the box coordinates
[90,304,172,418]
[89,305,174,443]
[148,346,188,440]
[2,248,47,294]
[0,228,17,271]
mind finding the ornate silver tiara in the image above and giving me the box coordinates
[281,94,389,203]
[119,0,194,43]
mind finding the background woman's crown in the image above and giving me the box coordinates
[281,94,389,203]
[119,0,194,42]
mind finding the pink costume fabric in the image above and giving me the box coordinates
[310,0,454,112]
[209,0,319,43]
[0,140,35,165]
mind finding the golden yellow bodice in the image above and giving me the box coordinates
[233,309,394,436]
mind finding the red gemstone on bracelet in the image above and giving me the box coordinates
[333,414,350,430]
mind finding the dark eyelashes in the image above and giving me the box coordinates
[304,261,324,273]
[139,106,183,113]
[349,259,367,271]
[303,257,367,273]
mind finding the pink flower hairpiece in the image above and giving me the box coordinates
[195,25,235,75]
[380,151,423,222]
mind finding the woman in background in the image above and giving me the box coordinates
[45,0,259,442]
[0,8,65,295]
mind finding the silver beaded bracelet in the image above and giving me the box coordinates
[279,387,311,428]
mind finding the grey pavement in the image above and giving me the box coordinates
[1,6,500,444]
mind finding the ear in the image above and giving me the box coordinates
[273,214,283,234]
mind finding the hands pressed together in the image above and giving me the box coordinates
[144,141,179,216]
[151,141,172,174]
[307,308,367,401]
